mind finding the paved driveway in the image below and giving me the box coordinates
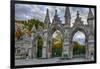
[15,58,93,66]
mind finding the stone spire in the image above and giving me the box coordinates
[73,11,83,26]
[44,8,51,28]
[52,9,61,24]
[87,8,94,20]
[64,7,71,26]
[55,9,57,16]
[75,11,81,22]
[87,8,94,35]
[87,8,94,26]
[77,11,79,17]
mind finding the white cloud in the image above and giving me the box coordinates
[73,31,85,39]
[73,31,85,45]
[15,4,94,25]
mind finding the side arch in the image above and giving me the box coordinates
[31,33,44,58]
[69,27,89,59]
[70,27,88,42]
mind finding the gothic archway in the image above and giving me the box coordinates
[31,34,44,58]
[69,27,88,58]
[72,31,86,58]
[51,30,63,57]
[48,25,64,58]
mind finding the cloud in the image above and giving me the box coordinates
[15,4,94,25]
[73,31,85,45]
[15,4,65,22]
[15,4,33,20]
[73,31,85,39]
[70,7,94,25]
[15,4,46,21]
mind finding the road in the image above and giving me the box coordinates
[15,58,93,66]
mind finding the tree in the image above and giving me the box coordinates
[22,19,44,31]
[37,36,43,48]
[73,41,86,55]
[15,28,23,40]
[20,19,44,37]
[37,36,43,58]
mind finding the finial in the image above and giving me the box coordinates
[77,11,80,17]
[47,8,49,12]
[55,9,57,15]
[87,8,93,19]
[89,8,91,12]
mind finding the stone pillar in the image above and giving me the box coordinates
[61,43,64,58]
[46,43,50,59]
[63,39,69,58]
[28,48,32,59]
[61,39,66,58]
[31,46,36,59]
[42,47,46,58]
[70,51,73,59]
[31,35,37,59]
[69,43,73,59]
[65,44,70,58]
[47,39,52,58]
[86,42,90,59]
[47,46,51,58]
[31,39,37,59]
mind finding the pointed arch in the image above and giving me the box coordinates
[69,26,89,58]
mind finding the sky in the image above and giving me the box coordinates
[73,31,85,45]
[15,4,94,25]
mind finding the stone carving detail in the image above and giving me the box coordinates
[30,7,94,59]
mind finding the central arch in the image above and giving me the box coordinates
[48,25,64,58]
[69,27,88,58]
[51,30,63,57]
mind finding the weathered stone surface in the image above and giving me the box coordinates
[15,7,94,60]
[30,8,94,59]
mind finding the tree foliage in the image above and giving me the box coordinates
[36,36,43,58]
[52,30,62,48]
[73,41,86,55]
[15,29,23,40]
[52,31,62,57]
[22,19,44,31]
[37,36,43,48]
[15,19,45,40]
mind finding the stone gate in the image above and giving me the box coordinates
[31,7,95,59]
